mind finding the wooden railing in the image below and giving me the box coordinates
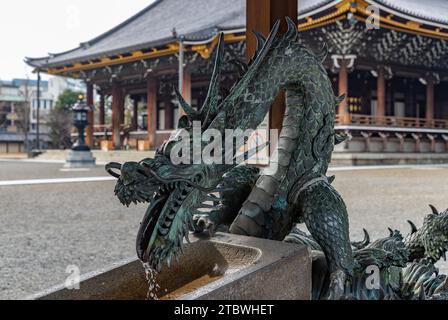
[71,124,131,136]
[335,114,448,129]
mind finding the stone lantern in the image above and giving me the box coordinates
[65,95,96,168]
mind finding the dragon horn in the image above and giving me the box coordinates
[105,162,122,179]
[250,20,280,69]
[407,220,418,234]
[200,32,225,117]
[429,204,439,215]
[285,16,298,40]
[361,229,371,247]
[174,86,198,119]
[388,228,394,237]
[253,30,266,53]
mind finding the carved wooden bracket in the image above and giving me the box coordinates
[361,131,373,152]
[411,133,422,153]
[395,133,406,153]
[378,132,389,152]
[427,134,437,153]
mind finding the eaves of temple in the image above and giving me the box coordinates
[25,0,448,80]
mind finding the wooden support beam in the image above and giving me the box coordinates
[132,97,139,131]
[165,98,174,130]
[147,78,158,149]
[376,67,386,118]
[99,94,105,126]
[246,0,297,131]
[120,94,126,125]
[180,70,192,118]
[426,78,435,125]
[111,83,123,150]
[338,60,349,124]
[86,83,94,148]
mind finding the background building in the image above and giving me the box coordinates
[25,0,448,163]
[0,81,26,153]
[0,77,85,153]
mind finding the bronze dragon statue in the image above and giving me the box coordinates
[286,205,448,299]
[106,18,448,300]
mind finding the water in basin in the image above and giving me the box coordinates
[147,240,261,300]
[34,236,262,300]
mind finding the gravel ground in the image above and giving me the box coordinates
[0,161,108,180]
[0,161,447,299]
[0,162,143,300]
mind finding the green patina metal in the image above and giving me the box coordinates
[106,19,448,300]
[286,206,448,300]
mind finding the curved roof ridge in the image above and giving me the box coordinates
[370,0,448,26]
[25,0,448,70]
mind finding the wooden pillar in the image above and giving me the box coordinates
[86,83,94,148]
[111,83,123,150]
[246,0,297,131]
[179,71,192,117]
[147,79,157,149]
[165,98,174,129]
[426,78,435,126]
[99,93,105,126]
[376,67,386,124]
[120,94,126,126]
[338,60,349,124]
[132,96,139,131]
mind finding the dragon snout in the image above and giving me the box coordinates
[106,162,151,184]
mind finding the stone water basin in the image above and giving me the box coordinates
[31,233,311,300]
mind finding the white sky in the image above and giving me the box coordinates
[0,0,154,81]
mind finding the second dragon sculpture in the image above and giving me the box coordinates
[107,18,366,299]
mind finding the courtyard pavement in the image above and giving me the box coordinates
[0,159,447,299]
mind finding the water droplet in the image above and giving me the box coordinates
[142,262,160,300]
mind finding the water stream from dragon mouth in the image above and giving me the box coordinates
[142,262,160,300]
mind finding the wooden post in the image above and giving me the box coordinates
[86,83,94,148]
[147,78,157,149]
[132,96,139,131]
[120,93,126,126]
[99,93,105,126]
[376,66,386,124]
[165,97,174,129]
[180,71,191,117]
[111,83,123,150]
[338,59,349,124]
[246,0,297,131]
[426,77,435,127]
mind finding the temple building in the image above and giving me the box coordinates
[26,0,448,163]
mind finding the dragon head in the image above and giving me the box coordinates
[353,229,410,270]
[418,205,448,262]
[106,146,236,270]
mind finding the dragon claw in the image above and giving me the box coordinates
[326,270,347,300]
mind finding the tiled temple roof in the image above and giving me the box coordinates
[25,0,448,70]
[372,0,448,26]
